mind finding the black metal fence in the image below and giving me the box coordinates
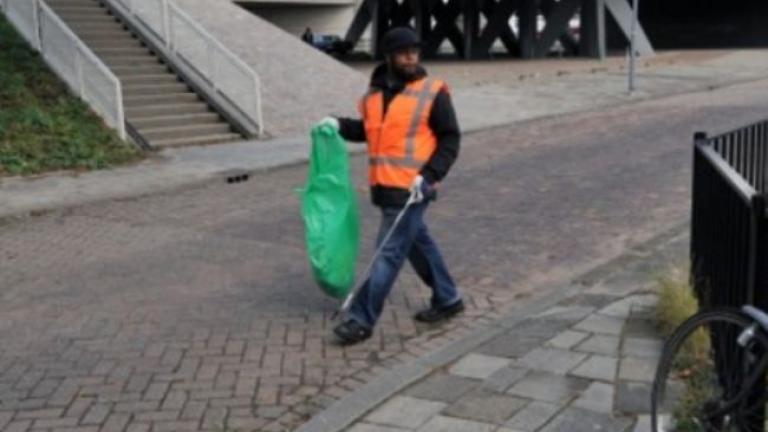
[691,122,768,310]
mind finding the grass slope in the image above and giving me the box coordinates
[0,14,141,176]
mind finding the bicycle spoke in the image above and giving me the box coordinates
[651,310,768,432]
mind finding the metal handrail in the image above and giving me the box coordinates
[697,143,759,205]
[2,0,40,49]
[166,1,263,133]
[2,0,126,140]
[707,120,768,145]
[107,0,264,135]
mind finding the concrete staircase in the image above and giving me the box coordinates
[47,0,243,149]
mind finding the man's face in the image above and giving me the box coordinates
[389,47,421,77]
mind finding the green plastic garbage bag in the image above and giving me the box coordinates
[300,124,360,299]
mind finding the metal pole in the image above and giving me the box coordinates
[628,0,639,93]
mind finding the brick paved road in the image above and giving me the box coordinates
[2,80,768,431]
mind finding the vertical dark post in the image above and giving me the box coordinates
[345,0,374,47]
[412,0,431,44]
[691,131,708,302]
[763,122,768,192]
[747,193,767,432]
[371,0,384,59]
[580,0,606,59]
[372,0,396,59]
[748,194,764,306]
[519,0,538,58]
[463,0,480,59]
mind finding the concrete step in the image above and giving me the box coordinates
[92,46,151,57]
[47,1,103,8]
[74,28,133,38]
[55,11,113,21]
[113,64,170,77]
[48,2,103,8]
[120,73,180,86]
[130,113,221,130]
[101,55,163,68]
[46,0,99,6]
[78,33,138,45]
[49,6,106,16]
[87,39,145,50]
[124,93,200,108]
[140,123,232,141]
[123,82,189,96]
[67,21,124,32]
[151,133,243,149]
[126,103,211,118]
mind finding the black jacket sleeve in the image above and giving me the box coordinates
[338,118,366,143]
[421,89,461,184]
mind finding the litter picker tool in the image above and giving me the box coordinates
[332,191,419,320]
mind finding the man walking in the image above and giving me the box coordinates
[320,27,463,345]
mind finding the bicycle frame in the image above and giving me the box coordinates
[703,325,768,427]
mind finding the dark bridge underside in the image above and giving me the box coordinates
[346,0,610,59]
[641,0,768,49]
[346,0,767,60]
[345,0,658,59]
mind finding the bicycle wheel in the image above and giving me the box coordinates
[651,308,768,432]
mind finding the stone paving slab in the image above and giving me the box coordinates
[575,334,622,356]
[417,415,496,432]
[504,401,563,432]
[481,367,529,393]
[443,388,528,424]
[448,354,511,380]
[403,374,479,403]
[569,355,618,382]
[364,396,446,430]
[515,348,588,374]
[335,228,680,432]
[539,408,633,432]
[545,330,590,350]
[507,372,591,404]
[618,357,658,383]
[572,382,615,413]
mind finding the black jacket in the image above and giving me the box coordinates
[338,63,461,207]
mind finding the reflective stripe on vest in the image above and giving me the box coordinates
[361,78,443,189]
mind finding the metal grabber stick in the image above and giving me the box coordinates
[332,191,419,320]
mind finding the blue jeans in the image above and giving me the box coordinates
[348,201,461,329]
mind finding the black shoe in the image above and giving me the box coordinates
[333,320,373,345]
[414,300,465,323]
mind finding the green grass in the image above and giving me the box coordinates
[655,264,710,369]
[0,14,141,176]
[654,265,717,430]
[655,264,700,337]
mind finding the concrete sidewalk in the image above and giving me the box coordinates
[299,226,687,432]
[2,50,768,220]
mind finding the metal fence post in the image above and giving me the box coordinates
[691,131,708,301]
[748,194,766,305]
[75,46,84,99]
[207,40,216,89]
[628,0,639,93]
[161,0,170,45]
[33,0,41,50]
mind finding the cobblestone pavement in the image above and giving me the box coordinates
[2,80,768,431]
[344,225,687,432]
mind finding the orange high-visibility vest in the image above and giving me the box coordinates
[360,78,445,189]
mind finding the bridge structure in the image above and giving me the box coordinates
[344,0,654,59]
